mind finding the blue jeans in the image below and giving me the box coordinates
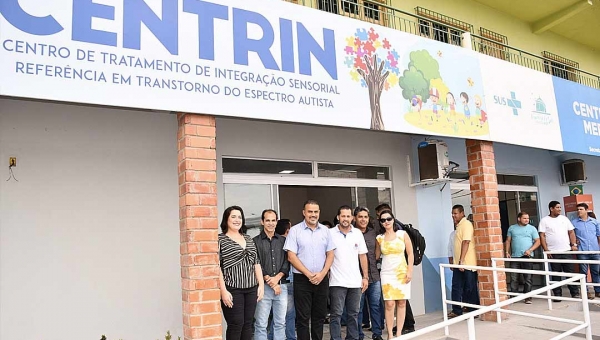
[578,254,600,293]
[451,270,480,315]
[329,287,362,340]
[255,284,288,340]
[285,283,296,340]
[358,281,383,338]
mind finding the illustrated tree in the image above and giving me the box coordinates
[399,49,441,104]
[344,28,400,130]
[408,50,440,81]
[399,66,429,104]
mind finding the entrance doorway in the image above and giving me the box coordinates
[450,173,542,287]
[222,158,393,237]
[279,186,355,226]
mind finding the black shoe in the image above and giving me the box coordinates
[362,323,370,329]
[401,328,415,335]
[373,336,384,340]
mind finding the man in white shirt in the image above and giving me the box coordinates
[328,205,369,340]
[538,200,580,300]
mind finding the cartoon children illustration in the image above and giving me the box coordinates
[446,92,456,122]
[411,95,423,113]
[430,87,440,121]
[474,95,487,127]
[460,92,471,124]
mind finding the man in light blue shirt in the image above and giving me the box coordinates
[504,212,540,304]
[572,203,600,299]
[284,199,335,340]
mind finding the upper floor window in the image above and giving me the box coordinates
[318,0,386,25]
[478,28,509,61]
[415,7,472,47]
[542,51,579,82]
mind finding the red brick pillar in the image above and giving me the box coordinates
[466,139,507,321]
[178,113,221,339]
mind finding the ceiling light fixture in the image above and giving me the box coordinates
[279,170,295,174]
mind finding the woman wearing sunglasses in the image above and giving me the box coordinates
[375,210,414,339]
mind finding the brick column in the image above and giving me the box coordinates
[178,113,221,339]
[466,139,507,321]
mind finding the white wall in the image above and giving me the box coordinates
[0,98,182,340]
[215,117,425,315]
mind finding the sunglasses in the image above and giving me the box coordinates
[379,217,394,223]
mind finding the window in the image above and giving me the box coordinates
[415,7,472,46]
[363,1,381,21]
[341,0,359,14]
[497,174,536,186]
[222,158,312,175]
[317,163,390,180]
[449,172,536,187]
[318,0,339,14]
[478,28,508,60]
[542,51,579,82]
[318,0,386,25]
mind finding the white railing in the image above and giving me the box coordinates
[395,262,591,340]
[542,250,600,310]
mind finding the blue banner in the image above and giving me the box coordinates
[554,77,600,155]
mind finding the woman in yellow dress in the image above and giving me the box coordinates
[375,209,414,339]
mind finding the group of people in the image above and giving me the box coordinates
[445,199,600,319]
[217,200,417,340]
[504,200,600,302]
[217,198,600,340]
[538,201,600,300]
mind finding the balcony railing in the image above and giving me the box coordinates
[283,0,600,90]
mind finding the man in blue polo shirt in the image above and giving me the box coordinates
[504,212,540,304]
[572,203,600,300]
[284,199,336,340]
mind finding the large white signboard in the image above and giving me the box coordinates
[0,0,490,139]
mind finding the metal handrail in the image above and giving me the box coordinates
[471,33,598,78]
[398,263,592,340]
[283,0,600,89]
[542,250,600,310]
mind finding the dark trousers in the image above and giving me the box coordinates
[329,287,362,340]
[510,257,533,294]
[294,273,329,340]
[550,253,579,297]
[404,301,415,330]
[221,286,258,340]
[451,270,480,315]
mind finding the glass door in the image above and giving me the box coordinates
[224,183,274,238]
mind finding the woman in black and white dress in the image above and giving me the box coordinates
[218,206,264,340]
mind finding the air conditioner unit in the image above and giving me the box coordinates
[561,159,586,185]
[418,141,449,181]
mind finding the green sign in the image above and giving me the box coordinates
[569,185,584,196]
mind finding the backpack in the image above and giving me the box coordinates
[398,221,426,266]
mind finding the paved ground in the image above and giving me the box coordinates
[324,296,600,339]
